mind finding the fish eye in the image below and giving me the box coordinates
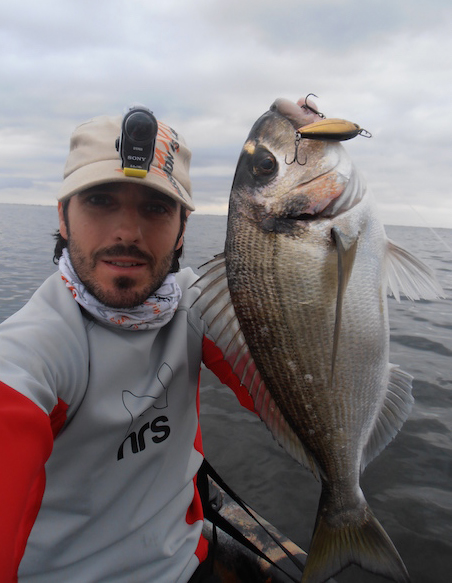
[252,149,278,177]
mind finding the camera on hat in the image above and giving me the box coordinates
[115,106,158,178]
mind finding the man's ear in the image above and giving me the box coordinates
[58,201,68,240]
[175,223,186,250]
[175,210,189,250]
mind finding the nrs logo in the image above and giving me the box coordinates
[117,416,170,460]
[117,362,173,460]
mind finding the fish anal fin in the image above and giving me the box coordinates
[330,227,359,382]
[303,493,410,583]
[386,240,445,301]
[361,365,413,471]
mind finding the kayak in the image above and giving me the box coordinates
[199,461,338,582]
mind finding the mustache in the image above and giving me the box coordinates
[93,245,153,264]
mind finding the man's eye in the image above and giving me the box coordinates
[144,202,170,215]
[150,204,166,213]
[86,194,112,206]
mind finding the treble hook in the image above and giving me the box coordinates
[285,132,307,165]
[302,93,326,119]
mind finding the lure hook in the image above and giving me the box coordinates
[302,93,326,119]
[285,132,307,165]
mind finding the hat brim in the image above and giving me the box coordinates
[58,159,195,211]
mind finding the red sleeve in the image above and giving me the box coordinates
[201,335,256,413]
[0,382,54,582]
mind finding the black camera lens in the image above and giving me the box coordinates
[124,111,156,143]
[116,106,159,176]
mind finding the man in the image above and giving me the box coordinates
[0,108,254,582]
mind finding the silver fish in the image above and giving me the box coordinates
[193,96,444,583]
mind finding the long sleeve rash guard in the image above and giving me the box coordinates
[0,268,255,583]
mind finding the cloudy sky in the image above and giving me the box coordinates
[1,0,451,227]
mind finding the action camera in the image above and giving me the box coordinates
[116,106,158,178]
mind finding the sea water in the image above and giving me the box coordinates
[1,203,451,583]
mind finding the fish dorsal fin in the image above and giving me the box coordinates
[361,365,414,471]
[191,254,321,479]
[386,240,445,301]
[331,227,359,383]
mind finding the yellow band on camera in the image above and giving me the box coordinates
[123,167,148,178]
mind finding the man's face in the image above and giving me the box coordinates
[58,183,185,309]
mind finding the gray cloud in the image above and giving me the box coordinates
[0,0,451,226]
[0,176,34,190]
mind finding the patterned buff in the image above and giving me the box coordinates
[58,248,182,330]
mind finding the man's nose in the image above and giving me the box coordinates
[113,207,143,243]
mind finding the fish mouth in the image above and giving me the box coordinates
[258,169,347,229]
[255,170,351,234]
[276,201,321,222]
[259,214,317,233]
[284,213,318,221]
[258,206,320,234]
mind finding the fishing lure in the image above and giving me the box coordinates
[296,118,372,141]
[286,116,372,165]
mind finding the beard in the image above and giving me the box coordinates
[67,240,176,309]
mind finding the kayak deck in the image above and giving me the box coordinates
[201,465,337,582]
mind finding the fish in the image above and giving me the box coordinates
[192,95,444,583]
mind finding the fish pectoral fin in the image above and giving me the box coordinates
[191,253,241,349]
[386,239,445,301]
[330,227,359,381]
[192,253,264,413]
[361,365,414,471]
[192,254,321,480]
[303,489,410,583]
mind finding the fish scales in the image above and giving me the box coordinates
[226,197,389,481]
[193,96,444,583]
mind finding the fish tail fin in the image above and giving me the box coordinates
[302,498,410,583]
